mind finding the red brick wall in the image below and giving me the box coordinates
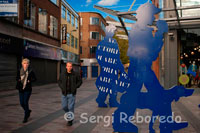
[79,12,106,59]
[19,0,61,47]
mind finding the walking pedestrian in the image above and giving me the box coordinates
[16,58,36,123]
[58,62,82,126]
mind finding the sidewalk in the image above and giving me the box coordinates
[0,79,199,133]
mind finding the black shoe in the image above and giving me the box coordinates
[67,120,73,126]
[27,110,32,118]
[23,118,28,123]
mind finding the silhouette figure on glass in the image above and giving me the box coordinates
[112,3,194,133]
[95,24,126,107]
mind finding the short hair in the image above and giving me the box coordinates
[66,62,72,66]
[22,58,30,65]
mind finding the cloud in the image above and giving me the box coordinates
[86,0,92,3]
[97,0,119,6]
[86,0,92,6]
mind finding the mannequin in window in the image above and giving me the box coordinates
[188,61,197,72]
[188,61,197,86]
[179,62,187,75]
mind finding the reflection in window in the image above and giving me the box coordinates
[71,35,74,47]
[176,0,200,17]
[61,5,66,19]
[24,4,36,29]
[67,33,70,45]
[50,0,59,6]
[91,32,99,40]
[50,16,58,38]
[90,46,97,54]
[101,35,104,40]
[75,18,78,29]
[75,38,78,48]
[71,14,75,26]
[38,8,47,34]
[90,17,99,25]
[67,10,71,23]
[101,22,105,32]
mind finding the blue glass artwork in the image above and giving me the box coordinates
[95,24,126,107]
[111,3,194,133]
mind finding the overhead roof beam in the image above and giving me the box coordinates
[172,0,181,28]
[94,5,137,21]
[162,5,200,11]
[118,16,129,36]
[159,16,200,22]
[94,4,200,30]
[116,5,200,15]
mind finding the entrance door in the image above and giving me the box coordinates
[92,66,98,78]
[81,66,87,78]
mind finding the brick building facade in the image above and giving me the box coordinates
[79,12,106,78]
[0,0,61,89]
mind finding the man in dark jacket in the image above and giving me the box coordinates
[58,62,82,126]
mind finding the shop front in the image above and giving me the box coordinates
[0,33,23,90]
[179,29,200,87]
[61,50,80,74]
[23,40,61,85]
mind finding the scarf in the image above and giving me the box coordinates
[20,68,29,90]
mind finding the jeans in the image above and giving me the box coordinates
[62,94,76,114]
[19,91,31,118]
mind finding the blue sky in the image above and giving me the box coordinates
[67,0,152,22]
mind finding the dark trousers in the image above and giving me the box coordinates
[19,91,31,118]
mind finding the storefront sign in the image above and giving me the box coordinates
[61,50,79,64]
[62,24,67,44]
[0,0,18,16]
[0,33,23,54]
[24,40,61,60]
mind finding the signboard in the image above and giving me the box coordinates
[24,40,61,60]
[0,33,23,55]
[62,24,67,44]
[0,0,18,17]
[61,50,79,64]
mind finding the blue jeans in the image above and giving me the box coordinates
[62,94,76,113]
[19,91,31,118]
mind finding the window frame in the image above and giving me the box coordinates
[71,35,74,47]
[67,10,71,23]
[61,5,66,19]
[90,17,99,25]
[50,15,58,38]
[38,8,48,34]
[90,31,100,40]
